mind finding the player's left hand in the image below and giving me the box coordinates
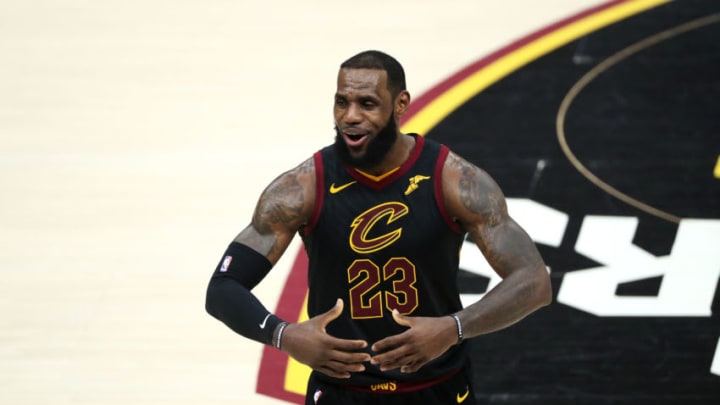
[370,309,458,373]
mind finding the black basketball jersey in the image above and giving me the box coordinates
[300,134,470,387]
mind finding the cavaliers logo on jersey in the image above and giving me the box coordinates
[349,202,409,254]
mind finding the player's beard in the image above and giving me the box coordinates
[334,113,398,170]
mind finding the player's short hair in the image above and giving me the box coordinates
[340,50,407,98]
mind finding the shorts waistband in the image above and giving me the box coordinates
[344,367,461,394]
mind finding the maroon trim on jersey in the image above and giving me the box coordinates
[434,145,463,234]
[302,151,325,236]
[345,134,426,191]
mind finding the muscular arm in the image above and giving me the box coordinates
[443,151,552,337]
[370,152,551,374]
[234,156,316,263]
[205,158,316,344]
[205,157,371,378]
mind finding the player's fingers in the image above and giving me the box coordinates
[328,335,369,352]
[331,357,367,373]
[400,358,427,373]
[374,351,414,372]
[370,333,404,353]
[330,348,371,366]
[317,359,364,379]
[318,298,344,326]
[390,308,412,327]
[370,343,409,365]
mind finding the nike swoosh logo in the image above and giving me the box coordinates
[259,314,271,329]
[329,181,357,194]
[456,386,470,403]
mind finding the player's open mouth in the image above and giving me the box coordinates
[343,132,367,146]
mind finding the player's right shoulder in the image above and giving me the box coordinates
[280,156,316,191]
[267,157,316,186]
[262,156,317,210]
[294,156,316,177]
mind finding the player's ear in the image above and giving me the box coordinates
[394,90,411,120]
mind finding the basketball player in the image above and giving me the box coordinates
[205,50,552,404]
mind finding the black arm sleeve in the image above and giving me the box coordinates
[205,242,284,345]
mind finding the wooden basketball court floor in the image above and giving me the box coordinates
[0,1,611,403]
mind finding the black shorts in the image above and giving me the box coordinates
[304,365,476,405]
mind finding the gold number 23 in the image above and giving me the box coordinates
[347,258,419,319]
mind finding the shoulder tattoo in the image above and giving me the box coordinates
[252,158,314,233]
[449,153,506,227]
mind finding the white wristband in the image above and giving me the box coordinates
[451,314,464,343]
[274,322,289,349]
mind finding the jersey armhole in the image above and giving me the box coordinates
[434,145,463,234]
[302,151,325,236]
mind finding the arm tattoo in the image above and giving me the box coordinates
[252,159,312,233]
[252,178,304,233]
[454,156,506,227]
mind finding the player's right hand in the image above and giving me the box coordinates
[280,298,371,379]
